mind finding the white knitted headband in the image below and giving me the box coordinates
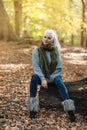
[43,29,61,49]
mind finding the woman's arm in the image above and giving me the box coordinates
[50,51,62,80]
[32,47,45,81]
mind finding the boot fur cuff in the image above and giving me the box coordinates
[62,99,75,112]
[26,97,39,112]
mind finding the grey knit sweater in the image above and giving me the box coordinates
[32,47,62,82]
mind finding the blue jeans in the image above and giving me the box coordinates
[30,74,69,100]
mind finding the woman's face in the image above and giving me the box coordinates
[42,33,53,46]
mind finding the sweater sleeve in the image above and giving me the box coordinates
[32,47,45,81]
[50,51,62,80]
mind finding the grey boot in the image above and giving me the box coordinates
[26,97,39,118]
[62,99,76,122]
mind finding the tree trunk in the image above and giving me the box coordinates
[85,2,87,48]
[81,0,86,47]
[0,0,18,41]
[39,77,87,111]
[80,25,84,47]
[14,0,22,37]
[71,34,74,45]
[86,35,87,48]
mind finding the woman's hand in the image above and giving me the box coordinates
[41,79,48,88]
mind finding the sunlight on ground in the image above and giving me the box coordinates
[67,59,87,65]
[0,64,28,69]
[64,52,87,59]
[0,64,30,71]
[63,52,87,65]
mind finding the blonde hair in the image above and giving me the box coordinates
[43,29,61,51]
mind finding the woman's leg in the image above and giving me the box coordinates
[27,74,41,118]
[54,76,76,122]
[54,75,69,100]
[30,74,41,97]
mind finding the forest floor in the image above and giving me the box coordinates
[0,41,87,130]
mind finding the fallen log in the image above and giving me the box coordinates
[65,77,87,87]
[39,77,87,111]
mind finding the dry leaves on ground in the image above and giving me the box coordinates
[0,41,87,130]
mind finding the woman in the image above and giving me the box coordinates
[27,29,76,122]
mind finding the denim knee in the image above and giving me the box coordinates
[31,74,40,82]
[30,74,40,97]
[54,76,63,85]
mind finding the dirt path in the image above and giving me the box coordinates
[0,41,87,130]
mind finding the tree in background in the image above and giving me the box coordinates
[0,0,18,41]
[81,0,87,47]
[1,0,87,46]
[14,0,22,37]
